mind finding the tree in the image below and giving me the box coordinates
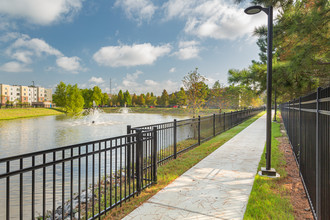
[81,88,93,108]
[92,86,103,106]
[145,92,152,105]
[132,93,138,106]
[123,90,132,106]
[176,87,187,106]
[138,94,145,106]
[169,93,177,105]
[53,81,67,107]
[65,84,84,113]
[182,68,208,116]
[117,90,124,106]
[101,93,109,106]
[160,89,169,106]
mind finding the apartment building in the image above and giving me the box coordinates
[0,84,52,105]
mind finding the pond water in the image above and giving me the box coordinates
[0,110,189,219]
[0,110,188,158]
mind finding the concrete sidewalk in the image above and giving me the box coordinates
[124,113,267,220]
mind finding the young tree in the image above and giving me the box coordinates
[160,89,169,106]
[183,68,208,116]
[123,90,132,106]
[65,84,85,113]
[169,93,177,105]
[101,93,109,106]
[117,90,124,106]
[92,86,103,106]
[132,93,138,106]
[53,81,67,107]
[81,88,93,108]
[145,92,152,105]
[138,94,145,106]
[176,87,187,106]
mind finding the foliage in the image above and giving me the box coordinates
[231,0,329,102]
[117,90,124,106]
[176,87,187,106]
[160,89,169,106]
[53,81,67,107]
[183,68,209,116]
[65,84,85,113]
[123,90,132,106]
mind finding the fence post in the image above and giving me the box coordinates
[316,87,321,219]
[174,119,177,159]
[198,116,201,145]
[126,125,131,181]
[231,111,233,128]
[135,129,142,194]
[223,112,226,131]
[153,126,158,183]
[298,98,301,169]
[213,114,216,136]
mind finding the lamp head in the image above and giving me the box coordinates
[244,5,263,15]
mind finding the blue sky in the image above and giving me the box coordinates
[0,0,269,95]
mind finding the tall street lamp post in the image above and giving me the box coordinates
[245,5,278,177]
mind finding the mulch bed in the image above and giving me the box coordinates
[277,120,314,219]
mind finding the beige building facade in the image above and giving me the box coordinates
[0,84,52,105]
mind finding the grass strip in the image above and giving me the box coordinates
[104,111,265,220]
[244,120,294,219]
[102,107,234,116]
[0,108,64,120]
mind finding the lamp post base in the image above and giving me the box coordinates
[258,167,280,178]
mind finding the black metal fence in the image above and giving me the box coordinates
[129,108,264,168]
[280,86,330,220]
[0,107,263,220]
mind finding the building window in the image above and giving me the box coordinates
[5,92,7,95]
[17,93,20,95]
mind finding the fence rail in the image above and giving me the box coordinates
[280,86,330,220]
[0,107,263,219]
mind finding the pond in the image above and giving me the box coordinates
[0,110,188,158]
[0,109,189,219]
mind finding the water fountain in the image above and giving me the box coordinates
[70,101,113,126]
[118,103,131,114]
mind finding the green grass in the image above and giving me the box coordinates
[103,111,265,220]
[244,121,294,220]
[0,108,64,120]
[102,107,236,116]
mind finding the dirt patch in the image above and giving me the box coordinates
[277,121,314,219]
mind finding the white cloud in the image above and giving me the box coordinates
[0,0,83,25]
[174,40,200,60]
[10,36,62,57]
[0,61,32,72]
[114,70,180,95]
[145,79,159,86]
[89,77,105,84]
[2,33,84,73]
[93,43,171,67]
[169,67,176,73]
[114,0,157,24]
[163,0,268,40]
[56,56,82,73]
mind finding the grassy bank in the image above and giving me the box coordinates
[0,108,64,120]
[103,112,265,219]
[244,121,294,219]
[102,107,235,116]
